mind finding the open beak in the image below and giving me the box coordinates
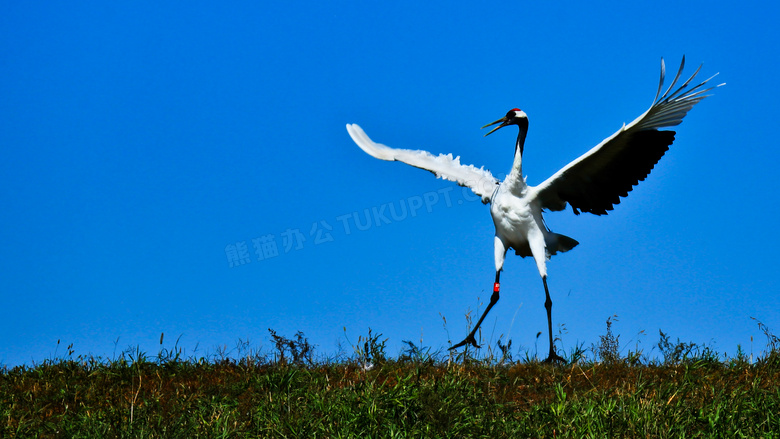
[481,117,511,137]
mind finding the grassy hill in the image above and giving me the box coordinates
[3,325,780,438]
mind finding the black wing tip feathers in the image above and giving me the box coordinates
[564,130,675,215]
[542,57,715,217]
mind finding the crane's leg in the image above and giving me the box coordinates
[542,276,565,363]
[449,271,501,350]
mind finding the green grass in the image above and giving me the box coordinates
[2,324,780,438]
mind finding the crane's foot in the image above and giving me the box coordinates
[543,351,566,364]
[449,333,480,350]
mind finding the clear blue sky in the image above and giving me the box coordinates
[2,2,778,367]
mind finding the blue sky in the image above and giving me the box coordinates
[2,2,778,366]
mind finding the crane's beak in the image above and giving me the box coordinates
[481,117,510,137]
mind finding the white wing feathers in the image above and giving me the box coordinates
[346,123,499,203]
[532,57,722,215]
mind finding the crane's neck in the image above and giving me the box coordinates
[504,121,528,194]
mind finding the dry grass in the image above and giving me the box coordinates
[2,324,780,438]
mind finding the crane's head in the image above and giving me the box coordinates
[481,108,528,137]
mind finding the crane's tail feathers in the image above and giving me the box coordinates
[548,233,579,256]
[556,234,579,253]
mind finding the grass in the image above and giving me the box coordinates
[2,323,780,438]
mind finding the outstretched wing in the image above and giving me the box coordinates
[531,56,722,215]
[346,123,499,203]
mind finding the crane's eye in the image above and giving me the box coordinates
[506,110,516,119]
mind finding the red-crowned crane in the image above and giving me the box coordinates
[346,57,720,362]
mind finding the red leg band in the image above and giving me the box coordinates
[493,282,500,293]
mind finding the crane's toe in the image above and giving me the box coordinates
[449,334,480,350]
[543,351,566,364]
